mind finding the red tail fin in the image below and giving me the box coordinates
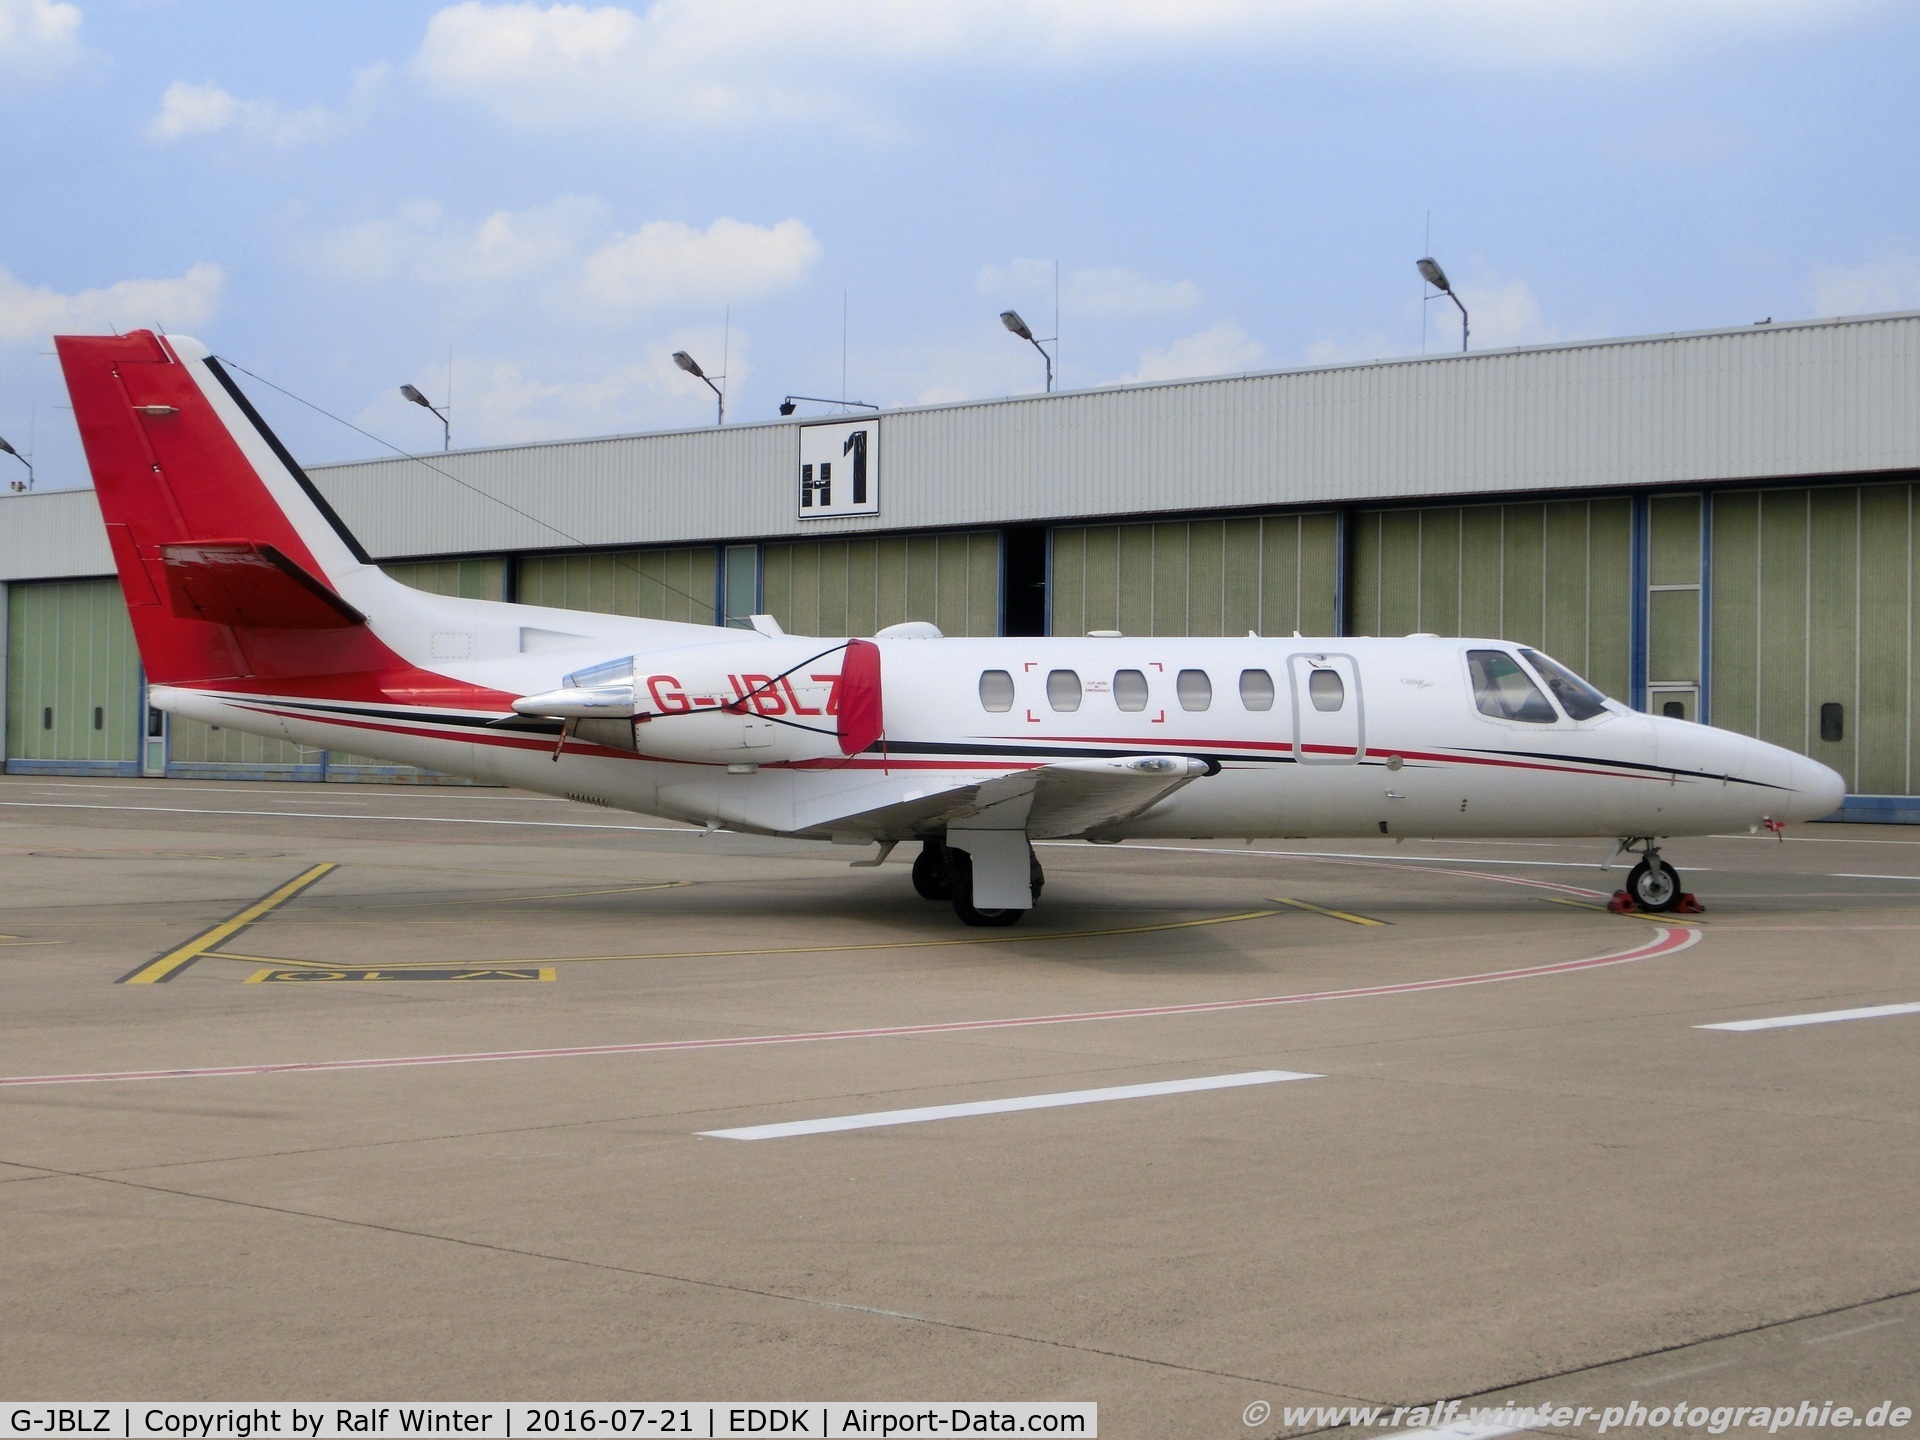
[57,330,387,686]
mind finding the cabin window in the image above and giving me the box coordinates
[1468,649,1557,723]
[1113,669,1149,712]
[1307,668,1345,712]
[1820,702,1844,743]
[1239,669,1275,711]
[1047,669,1082,712]
[93,707,104,731]
[979,669,1015,712]
[1177,669,1212,711]
[1519,648,1608,721]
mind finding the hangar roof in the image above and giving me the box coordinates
[5,309,1918,580]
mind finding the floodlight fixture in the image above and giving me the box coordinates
[399,383,450,450]
[0,434,33,492]
[1416,256,1469,353]
[675,351,724,424]
[998,309,1054,392]
[778,394,878,418]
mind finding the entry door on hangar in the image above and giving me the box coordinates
[1289,653,1363,763]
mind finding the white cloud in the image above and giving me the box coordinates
[146,67,388,146]
[0,0,83,74]
[307,199,816,318]
[0,263,224,346]
[413,0,1857,132]
[977,258,1200,320]
[309,195,607,288]
[1450,276,1560,349]
[1123,321,1265,383]
[583,218,820,308]
[1811,255,1920,316]
[360,324,751,447]
[1066,267,1200,320]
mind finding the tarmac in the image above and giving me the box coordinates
[1,774,1915,1437]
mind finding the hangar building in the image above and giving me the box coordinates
[3,310,1918,822]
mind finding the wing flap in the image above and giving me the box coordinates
[796,755,1210,840]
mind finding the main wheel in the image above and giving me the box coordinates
[1626,857,1681,912]
[948,850,1025,927]
[912,841,953,900]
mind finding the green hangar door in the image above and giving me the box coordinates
[1710,484,1920,801]
[5,579,142,776]
[1050,515,1341,638]
[1349,501,1633,700]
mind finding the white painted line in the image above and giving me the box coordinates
[1697,1001,1920,1032]
[1829,872,1920,881]
[1805,1317,1904,1345]
[1395,1423,1527,1440]
[700,1069,1319,1140]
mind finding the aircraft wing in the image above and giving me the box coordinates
[796,755,1213,840]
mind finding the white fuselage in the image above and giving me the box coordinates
[152,579,1845,845]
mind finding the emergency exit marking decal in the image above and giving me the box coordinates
[797,418,880,519]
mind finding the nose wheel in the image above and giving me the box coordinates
[1616,839,1689,913]
[1625,856,1681,911]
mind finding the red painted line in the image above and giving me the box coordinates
[0,928,1698,1088]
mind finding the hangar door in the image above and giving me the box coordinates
[760,531,1001,638]
[1710,483,1919,797]
[5,578,141,773]
[1350,500,1632,701]
[1050,514,1340,638]
[517,546,718,625]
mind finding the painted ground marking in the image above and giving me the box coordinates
[118,863,338,984]
[0,926,1700,1087]
[701,1069,1319,1140]
[1697,1001,1920,1032]
[245,967,556,983]
[1268,896,1388,926]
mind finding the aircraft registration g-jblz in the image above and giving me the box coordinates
[57,331,1847,925]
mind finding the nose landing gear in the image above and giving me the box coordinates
[1613,839,1701,914]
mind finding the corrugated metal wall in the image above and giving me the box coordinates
[4,579,140,771]
[760,532,1000,638]
[1709,483,1917,796]
[1349,500,1634,700]
[515,547,718,625]
[1051,514,1339,638]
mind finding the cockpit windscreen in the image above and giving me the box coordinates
[1518,648,1610,721]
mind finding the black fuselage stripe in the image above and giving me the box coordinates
[204,357,374,565]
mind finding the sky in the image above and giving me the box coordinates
[3,0,1919,491]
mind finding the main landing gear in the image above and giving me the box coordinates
[1614,838,1702,914]
[912,838,1045,927]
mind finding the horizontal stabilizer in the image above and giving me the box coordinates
[160,541,367,630]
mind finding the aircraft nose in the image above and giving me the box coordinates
[1785,754,1847,823]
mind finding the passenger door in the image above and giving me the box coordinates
[1289,653,1363,764]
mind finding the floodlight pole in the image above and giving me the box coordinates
[400,384,450,450]
[1416,256,1469,353]
[673,351,724,425]
[999,310,1056,392]
[0,436,33,493]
